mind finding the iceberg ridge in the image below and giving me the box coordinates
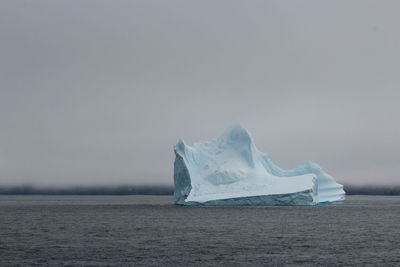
[173,124,345,206]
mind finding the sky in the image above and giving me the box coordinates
[1,0,399,187]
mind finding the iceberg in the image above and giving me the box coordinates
[173,124,345,206]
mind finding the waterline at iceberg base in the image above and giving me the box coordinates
[173,124,345,206]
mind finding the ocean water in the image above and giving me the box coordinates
[1,195,400,266]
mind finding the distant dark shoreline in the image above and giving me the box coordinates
[1,184,400,195]
[343,184,400,196]
[0,185,173,195]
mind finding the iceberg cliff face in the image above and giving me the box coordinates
[174,124,345,206]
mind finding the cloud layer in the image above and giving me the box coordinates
[1,0,399,186]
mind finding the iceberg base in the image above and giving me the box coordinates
[179,189,315,206]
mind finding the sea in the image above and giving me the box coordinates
[1,195,399,266]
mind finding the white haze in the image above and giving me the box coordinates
[0,0,399,187]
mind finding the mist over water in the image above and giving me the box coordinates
[1,1,400,187]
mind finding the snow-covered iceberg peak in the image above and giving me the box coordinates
[173,124,345,206]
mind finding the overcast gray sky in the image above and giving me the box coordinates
[1,0,399,187]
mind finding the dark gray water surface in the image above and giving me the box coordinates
[1,195,399,266]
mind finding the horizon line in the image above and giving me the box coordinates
[1,184,400,196]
